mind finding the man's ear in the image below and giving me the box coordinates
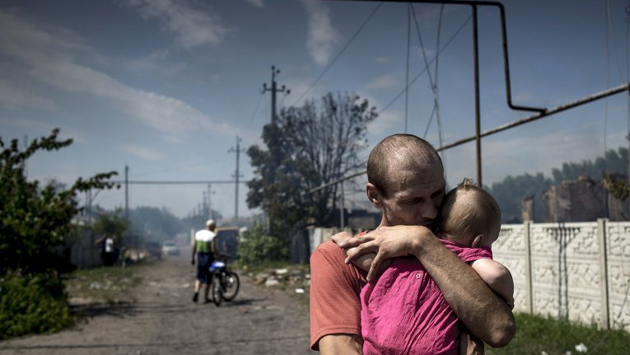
[366,183,382,208]
[472,234,484,247]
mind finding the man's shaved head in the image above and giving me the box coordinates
[367,134,443,197]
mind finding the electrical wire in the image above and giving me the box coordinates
[379,15,471,115]
[131,159,232,178]
[410,3,445,159]
[246,92,264,129]
[292,2,383,106]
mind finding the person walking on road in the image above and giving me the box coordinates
[191,219,218,303]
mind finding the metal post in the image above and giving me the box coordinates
[472,4,482,187]
[524,220,533,314]
[340,180,345,229]
[597,218,610,329]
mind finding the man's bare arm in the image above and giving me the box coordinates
[341,226,516,347]
[319,334,363,355]
[191,240,197,265]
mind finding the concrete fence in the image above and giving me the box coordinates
[494,219,630,332]
[303,221,630,332]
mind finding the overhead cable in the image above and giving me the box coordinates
[292,2,383,106]
[379,14,472,115]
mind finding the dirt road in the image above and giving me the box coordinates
[0,254,315,355]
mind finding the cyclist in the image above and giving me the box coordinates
[191,219,218,303]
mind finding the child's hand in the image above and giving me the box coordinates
[339,225,433,282]
[331,230,353,246]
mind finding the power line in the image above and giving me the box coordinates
[292,2,383,106]
[404,3,411,133]
[246,92,264,129]
[379,15,472,115]
[130,159,232,178]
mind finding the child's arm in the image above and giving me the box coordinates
[332,231,390,272]
[470,258,514,309]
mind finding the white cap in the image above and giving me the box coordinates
[206,219,216,228]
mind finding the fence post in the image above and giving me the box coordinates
[597,218,610,329]
[524,220,533,314]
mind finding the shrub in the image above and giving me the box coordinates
[237,223,288,265]
[0,273,72,339]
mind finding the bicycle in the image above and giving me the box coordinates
[209,257,240,307]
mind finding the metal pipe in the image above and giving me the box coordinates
[438,83,630,151]
[472,4,482,187]
[327,0,546,114]
[308,83,630,193]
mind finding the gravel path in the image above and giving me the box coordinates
[0,254,315,355]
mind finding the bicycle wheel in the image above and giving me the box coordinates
[211,275,222,307]
[221,271,240,301]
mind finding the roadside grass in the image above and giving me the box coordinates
[487,312,630,355]
[63,261,153,305]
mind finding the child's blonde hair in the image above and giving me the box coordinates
[439,179,502,241]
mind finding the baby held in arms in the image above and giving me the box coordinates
[355,179,514,355]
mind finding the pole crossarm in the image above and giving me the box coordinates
[307,83,630,193]
[438,83,630,151]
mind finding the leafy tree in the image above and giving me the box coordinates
[551,147,628,184]
[0,129,117,275]
[237,222,287,265]
[247,92,377,238]
[489,146,629,223]
[93,209,129,239]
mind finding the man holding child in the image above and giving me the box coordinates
[309,134,516,354]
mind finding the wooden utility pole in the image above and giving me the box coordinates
[262,66,290,123]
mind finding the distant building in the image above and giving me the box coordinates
[543,175,629,222]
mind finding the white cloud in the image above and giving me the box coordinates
[128,51,188,77]
[367,111,402,134]
[125,0,228,49]
[300,0,341,66]
[375,57,388,64]
[0,11,236,139]
[366,74,400,90]
[0,77,55,111]
[244,0,264,8]
[121,144,166,161]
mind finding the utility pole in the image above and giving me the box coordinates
[207,184,215,219]
[125,165,129,222]
[229,136,245,221]
[87,189,93,266]
[262,65,290,123]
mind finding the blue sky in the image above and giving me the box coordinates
[1,0,629,220]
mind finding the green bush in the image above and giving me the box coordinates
[0,273,72,339]
[237,223,288,265]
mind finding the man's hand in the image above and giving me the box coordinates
[339,225,433,281]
